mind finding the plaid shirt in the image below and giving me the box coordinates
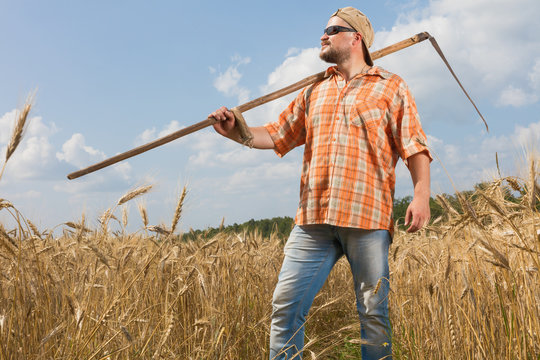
[264,66,430,232]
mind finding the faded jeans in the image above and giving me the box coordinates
[269,225,392,360]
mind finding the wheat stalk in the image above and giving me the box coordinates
[117,184,153,206]
[137,201,149,228]
[99,184,154,233]
[121,206,129,229]
[527,158,537,210]
[146,225,170,235]
[0,93,34,182]
[170,185,188,234]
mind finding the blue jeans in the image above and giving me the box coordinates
[269,225,392,360]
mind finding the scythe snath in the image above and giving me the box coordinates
[67,32,487,180]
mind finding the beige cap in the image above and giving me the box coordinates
[331,7,374,65]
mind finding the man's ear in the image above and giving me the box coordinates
[352,32,363,46]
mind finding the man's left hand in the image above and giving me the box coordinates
[405,151,431,233]
[404,196,430,233]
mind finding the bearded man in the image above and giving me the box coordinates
[210,7,431,360]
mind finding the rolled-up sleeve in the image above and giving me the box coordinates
[390,82,432,164]
[264,89,307,157]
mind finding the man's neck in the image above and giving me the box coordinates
[336,60,370,82]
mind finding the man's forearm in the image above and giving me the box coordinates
[404,151,431,232]
[408,151,431,199]
[222,126,275,149]
[250,126,276,149]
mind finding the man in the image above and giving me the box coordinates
[210,7,431,360]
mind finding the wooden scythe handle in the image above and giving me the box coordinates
[67,32,431,180]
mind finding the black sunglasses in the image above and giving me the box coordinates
[323,25,357,36]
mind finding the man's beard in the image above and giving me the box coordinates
[319,45,350,64]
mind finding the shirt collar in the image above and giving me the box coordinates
[325,65,389,80]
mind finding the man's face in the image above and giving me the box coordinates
[319,16,355,64]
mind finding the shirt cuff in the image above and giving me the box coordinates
[402,137,433,164]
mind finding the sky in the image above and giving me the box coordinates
[1,0,540,233]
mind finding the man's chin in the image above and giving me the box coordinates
[319,49,332,63]
[319,52,335,64]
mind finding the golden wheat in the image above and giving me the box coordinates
[170,185,187,234]
[0,167,539,359]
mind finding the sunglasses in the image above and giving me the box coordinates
[323,25,357,36]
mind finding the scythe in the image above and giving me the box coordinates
[67,32,487,180]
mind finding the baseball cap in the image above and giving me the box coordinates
[331,7,374,66]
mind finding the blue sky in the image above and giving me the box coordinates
[1,0,540,232]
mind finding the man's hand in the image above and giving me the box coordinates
[405,151,431,233]
[210,106,237,139]
[404,196,430,232]
[209,106,276,149]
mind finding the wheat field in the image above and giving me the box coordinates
[1,99,539,359]
[0,166,539,359]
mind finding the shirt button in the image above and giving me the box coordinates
[332,138,336,142]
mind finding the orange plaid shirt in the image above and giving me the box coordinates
[264,66,431,232]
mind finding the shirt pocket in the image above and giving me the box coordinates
[350,98,384,130]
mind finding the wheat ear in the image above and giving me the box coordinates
[170,185,188,234]
[0,93,34,181]
[117,184,153,206]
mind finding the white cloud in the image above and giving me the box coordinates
[212,55,252,103]
[10,190,41,199]
[0,114,13,144]
[230,54,250,66]
[27,115,58,138]
[417,119,540,193]
[135,121,186,147]
[0,110,57,180]
[55,133,133,187]
[528,58,540,89]
[0,110,19,144]
[56,133,106,168]
[497,85,539,107]
[285,48,301,57]
[113,162,132,181]
[0,110,57,144]
[442,144,461,166]
[262,48,326,93]
[243,48,327,128]
[426,134,443,148]
[214,67,242,93]
[215,147,263,166]
[158,120,182,137]
[186,130,263,168]
[188,130,223,152]
[374,0,540,112]
[188,149,214,167]
[221,161,301,193]
[135,128,156,145]
[514,121,540,149]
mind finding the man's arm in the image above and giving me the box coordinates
[210,106,275,149]
[404,151,431,233]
